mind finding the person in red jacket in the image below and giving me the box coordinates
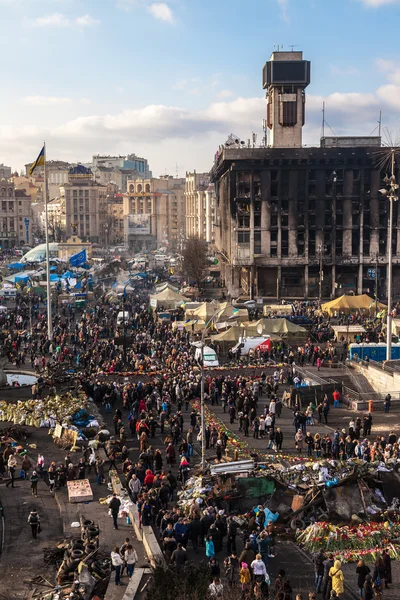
[332,389,341,408]
[143,469,154,489]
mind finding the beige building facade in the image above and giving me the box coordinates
[123,176,185,251]
[185,171,216,245]
[63,165,107,244]
[0,180,33,248]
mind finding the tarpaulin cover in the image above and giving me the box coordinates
[323,485,364,519]
[72,408,94,428]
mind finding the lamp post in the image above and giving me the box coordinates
[379,150,398,361]
[318,243,323,305]
[193,307,235,472]
[122,279,133,364]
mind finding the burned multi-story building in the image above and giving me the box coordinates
[211,51,397,300]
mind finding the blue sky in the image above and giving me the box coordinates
[1,0,400,175]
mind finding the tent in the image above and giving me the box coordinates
[149,287,189,310]
[7,263,25,270]
[240,318,307,339]
[155,281,179,293]
[321,294,387,317]
[331,325,366,344]
[185,301,248,324]
[172,319,206,332]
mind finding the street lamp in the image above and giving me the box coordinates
[192,307,237,472]
[122,279,134,364]
[379,150,399,361]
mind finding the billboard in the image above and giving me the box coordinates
[126,214,151,236]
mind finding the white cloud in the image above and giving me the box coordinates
[34,13,70,27]
[375,57,400,84]
[76,15,100,27]
[33,13,99,28]
[148,2,173,22]
[358,0,400,6]
[277,0,289,22]
[330,65,359,76]
[216,90,234,99]
[23,96,91,106]
[23,96,72,106]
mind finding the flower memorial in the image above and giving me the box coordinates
[296,520,400,563]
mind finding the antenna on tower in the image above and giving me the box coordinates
[176,162,179,178]
[289,45,298,52]
[378,111,382,138]
[322,101,325,139]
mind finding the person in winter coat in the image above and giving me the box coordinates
[322,554,334,600]
[251,554,267,582]
[382,549,392,587]
[356,559,370,598]
[275,428,283,451]
[224,552,239,587]
[363,574,374,600]
[295,430,303,454]
[274,569,293,600]
[129,474,141,502]
[28,510,40,539]
[124,544,138,578]
[109,493,121,529]
[329,560,344,597]
[111,547,123,585]
[30,471,39,497]
[239,543,255,571]
[205,535,215,559]
[240,562,251,594]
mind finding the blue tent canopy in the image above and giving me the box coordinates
[62,271,76,279]
[7,263,25,270]
[14,274,30,283]
[49,266,57,272]
[49,274,62,282]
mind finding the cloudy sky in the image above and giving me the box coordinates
[1,0,400,175]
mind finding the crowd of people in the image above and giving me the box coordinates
[0,269,398,599]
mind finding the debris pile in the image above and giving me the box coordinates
[0,392,96,429]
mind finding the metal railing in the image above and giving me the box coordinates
[343,385,400,402]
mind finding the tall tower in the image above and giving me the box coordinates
[263,51,310,148]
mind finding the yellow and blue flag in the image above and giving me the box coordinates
[29,146,45,175]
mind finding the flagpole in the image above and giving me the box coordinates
[43,141,52,340]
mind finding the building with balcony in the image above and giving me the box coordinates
[0,180,33,248]
[185,171,217,245]
[63,164,107,244]
[123,176,185,251]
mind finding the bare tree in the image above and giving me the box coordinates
[182,236,208,286]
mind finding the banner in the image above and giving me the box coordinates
[70,249,87,267]
[125,214,151,236]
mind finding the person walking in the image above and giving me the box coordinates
[30,471,39,497]
[6,454,17,488]
[28,509,40,539]
[111,546,123,585]
[356,559,370,599]
[109,493,121,530]
[382,548,392,588]
[329,560,344,598]
[124,544,138,578]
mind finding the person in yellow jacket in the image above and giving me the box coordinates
[240,561,251,595]
[329,559,344,597]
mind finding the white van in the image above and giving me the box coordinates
[0,288,17,301]
[232,335,271,356]
[117,311,129,325]
[194,345,219,367]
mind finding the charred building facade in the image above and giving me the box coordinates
[210,51,398,300]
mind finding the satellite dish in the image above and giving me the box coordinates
[257,323,263,335]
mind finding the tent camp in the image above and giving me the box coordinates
[185,301,248,324]
[321,294,387,317]
[239,318,307,341]
[149,287,189,310]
